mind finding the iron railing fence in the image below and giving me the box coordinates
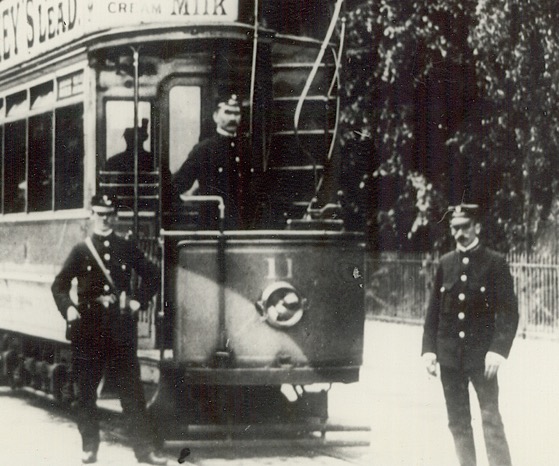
[366,252,559,339]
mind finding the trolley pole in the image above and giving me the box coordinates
[131,46,141,243]
[249,0,259,138]
[131,46,141,298]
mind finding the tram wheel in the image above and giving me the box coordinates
[1,350,19,388]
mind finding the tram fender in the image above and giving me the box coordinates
[146,364,188,439]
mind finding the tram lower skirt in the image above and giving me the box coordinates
[146,366,328,440]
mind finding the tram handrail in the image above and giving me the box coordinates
[179,194,225,225]
[178,193,228,364]
[178,194,226,234]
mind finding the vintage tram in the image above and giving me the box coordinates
[0,0,365,438]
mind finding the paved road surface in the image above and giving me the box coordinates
[0,320,558,465]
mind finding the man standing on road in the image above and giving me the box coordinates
[51,194,168,465]
[422,203,519,466]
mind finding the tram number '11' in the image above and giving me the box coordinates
[266,257,293,280]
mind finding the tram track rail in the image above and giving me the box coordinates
[12,384,370,452]
[3,386,371,465]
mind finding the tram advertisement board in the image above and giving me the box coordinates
[0,0,239,73]
[0,0,81,73]
[86,0,239,28]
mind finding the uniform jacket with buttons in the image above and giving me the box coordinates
[422,245,519,370]
[51,232,160,319]
[171,133,256,229]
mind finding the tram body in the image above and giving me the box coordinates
[172,234,363,385]
[0,0,366,433]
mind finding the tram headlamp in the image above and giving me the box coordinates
[256,282,307,329]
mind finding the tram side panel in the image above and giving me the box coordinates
[172,236,365,386]
[0,220,86,344]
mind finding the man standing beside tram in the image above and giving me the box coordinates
[51,194,168,465]
[422,203,519,466]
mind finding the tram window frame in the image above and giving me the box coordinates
[104,99,153,166]
[159,76,211,178]
[58,72,84,100]
[28,112,54,213]
[6,91,28,117]
[55,104,84,211]
[30,82,55,110]
[0,71,85,217]
[4,120,27,214]
[168,85,202,175]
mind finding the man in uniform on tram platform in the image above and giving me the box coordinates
[171,92,260,229]
[421,203,519,466]
[51,194,168,465]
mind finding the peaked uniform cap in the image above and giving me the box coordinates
[216,93,240,110]
[91,194,117,213]
[449,203,479,226]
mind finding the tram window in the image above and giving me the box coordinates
[58,72,83,100]
[4,120,27,214]
[6,91,28,117]
[28,113,54,212]
[105,100,152,165]
[30,82,55,110]
[55,104,84,210]
[260,0,330,38]
[168,86,201,174]
[0,104,84,214]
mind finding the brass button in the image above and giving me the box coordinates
[461,274,467,282]
[459,331,465,339]
[458,312,465,320]
[458,293,465,301]
[462,257,470,265]
[104,240,110,247]
[440,286,445,293]
[103,284,110,292]
[104,254,110,261]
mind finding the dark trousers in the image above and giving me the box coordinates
[71,311,159,458]
[440,365,512,466]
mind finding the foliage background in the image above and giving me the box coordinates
[340,0,559,254]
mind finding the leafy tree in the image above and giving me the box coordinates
[340,0,559,253]
[459,0,559,252]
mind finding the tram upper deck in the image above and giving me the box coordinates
[0,1,351,236]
